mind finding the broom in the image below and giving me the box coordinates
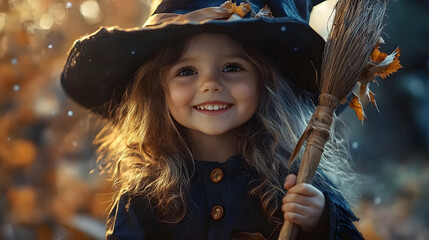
[278,0,396,239]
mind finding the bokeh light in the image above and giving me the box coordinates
[0,13,7,32]
[80,0,102,24]
[34,93,59,118]
[49,4,67,25]
[40,13,54,30]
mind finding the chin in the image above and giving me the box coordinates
[197,124,241,136]
[199,129,230,136]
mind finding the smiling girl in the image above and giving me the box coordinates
[61,0,363,239]
[166,34,259,161]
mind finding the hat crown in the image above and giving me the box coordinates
[153,0,323,23]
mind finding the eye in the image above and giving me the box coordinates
[222,64,243,73]
[177,67,197,77]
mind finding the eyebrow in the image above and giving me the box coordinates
[222,54,250,61]
[172,57,198,65]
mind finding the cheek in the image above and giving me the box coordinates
[166,84,195,114]
[232,79,259,110]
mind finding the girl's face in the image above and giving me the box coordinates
[165,33,259,136]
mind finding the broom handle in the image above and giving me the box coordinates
[278,133,325,239]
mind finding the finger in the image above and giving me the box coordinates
[283,211,306,226]
[282,203,322,232]
[283,174,297,190]
[282,193,312,206]
[281,202,309,215]
[286,183,320,197]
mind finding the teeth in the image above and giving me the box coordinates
[196,104,230,111]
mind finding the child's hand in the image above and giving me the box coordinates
[281,174,325,233]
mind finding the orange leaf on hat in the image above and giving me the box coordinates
[255,5,273,18]
[222,0,251,18]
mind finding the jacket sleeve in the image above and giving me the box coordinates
[302,170,364,240]
[324,192,364,240]
[105,194,146,240]
[297,191,364,240]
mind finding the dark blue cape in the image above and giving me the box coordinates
[106,156,364,239]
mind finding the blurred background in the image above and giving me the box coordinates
[0,0,428,239]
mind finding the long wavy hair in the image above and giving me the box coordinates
[95,33,359,227]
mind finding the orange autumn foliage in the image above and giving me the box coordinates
[350,95,366,121]
[349,42,402,123]
[222,0,251,17]
[371,45,402,79]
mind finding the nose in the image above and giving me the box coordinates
[199,71,224,93]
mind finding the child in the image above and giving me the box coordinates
[61,0,363,239]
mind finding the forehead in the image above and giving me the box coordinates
[182,33,247,57]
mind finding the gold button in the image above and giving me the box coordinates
[211,205,224,220]
[210,168,224,183]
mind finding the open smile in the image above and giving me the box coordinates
[193,102,234,115]
[194,103,232,110]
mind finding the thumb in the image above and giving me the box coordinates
[283,174,297,191]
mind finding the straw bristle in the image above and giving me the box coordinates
[320,0,388,100]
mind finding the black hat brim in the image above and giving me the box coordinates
[61,17,325,117]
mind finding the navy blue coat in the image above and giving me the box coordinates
[106,156,364,239]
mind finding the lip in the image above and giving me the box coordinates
[193,100,233,106]
[193,100,234,116]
